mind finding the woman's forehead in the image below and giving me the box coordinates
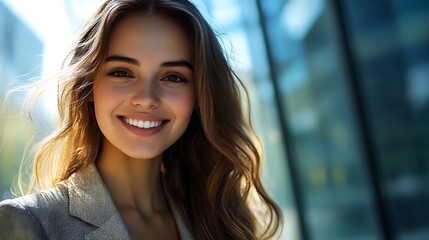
[106,14,193,62]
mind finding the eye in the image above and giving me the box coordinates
[161,74,188,83]
[108,70,132,78]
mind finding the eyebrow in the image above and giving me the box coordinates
[162,60,193,71]
[105,55,139,65]
[105,55,193,70]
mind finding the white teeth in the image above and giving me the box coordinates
[124,117,163,129]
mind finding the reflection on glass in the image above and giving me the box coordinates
[259,0,381,239]
[341,0,429,239]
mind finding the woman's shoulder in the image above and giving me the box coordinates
[0,182,69,239]
[0,197,48,238]
[0,165,127,239]
[0,181,68,213]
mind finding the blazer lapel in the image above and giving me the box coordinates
[67,164,131,240]
[84,212,130,240]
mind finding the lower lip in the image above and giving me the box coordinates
[120,118,167,137]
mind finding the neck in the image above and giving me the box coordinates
[96,140,168,215]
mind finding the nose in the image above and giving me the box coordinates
[130,80,161,109]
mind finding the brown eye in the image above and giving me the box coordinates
[161,74,188,83]
[108,70,132,78]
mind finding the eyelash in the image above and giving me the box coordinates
[108,69,188,83]
[161,74,188,83]
[108,70,132,78]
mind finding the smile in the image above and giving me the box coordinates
[123,117,164,129]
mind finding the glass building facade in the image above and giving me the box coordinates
[0,0,428,239]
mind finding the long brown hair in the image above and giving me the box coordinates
[28,0,282,238]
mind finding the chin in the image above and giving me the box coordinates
[124,150,163,161]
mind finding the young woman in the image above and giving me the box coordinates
[0,0,283,239]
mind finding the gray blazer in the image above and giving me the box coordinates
[0,164,193,240]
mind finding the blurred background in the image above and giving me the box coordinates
[1,0,428,239]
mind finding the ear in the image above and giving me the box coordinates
[88,92,94,102]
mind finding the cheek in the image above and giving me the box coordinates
[170,90,195,117]
[92,91,119,125]
[93,84,128,106]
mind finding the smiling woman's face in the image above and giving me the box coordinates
[91,14,195,161]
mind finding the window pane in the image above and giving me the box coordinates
[341,0,429,239]
[259,0,381,239]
